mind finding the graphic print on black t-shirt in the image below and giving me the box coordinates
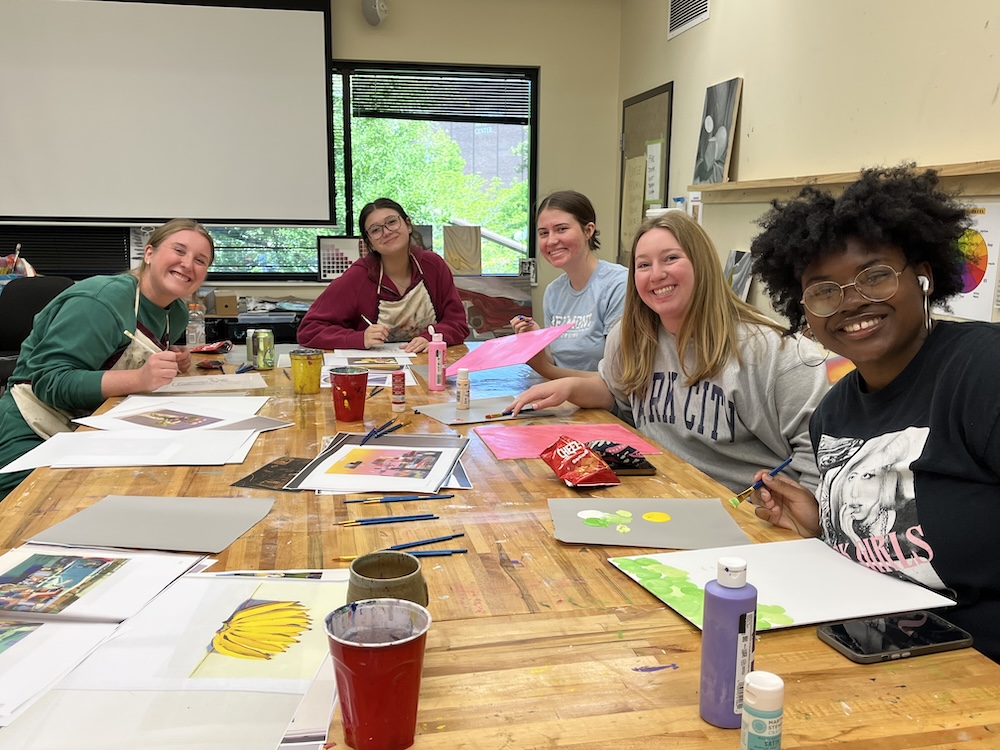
[816,427,945,589]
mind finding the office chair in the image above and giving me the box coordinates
[0,275,75,392]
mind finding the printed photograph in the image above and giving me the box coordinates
[0,554,127,615]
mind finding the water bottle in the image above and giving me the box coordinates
[186,302,206,347]
[700,556,757,729]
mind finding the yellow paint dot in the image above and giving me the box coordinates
[642,511,672,523]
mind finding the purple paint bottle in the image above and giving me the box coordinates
[699,556,757,728]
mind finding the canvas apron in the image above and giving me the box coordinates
[375,257,437,343]
[11,284,166,439]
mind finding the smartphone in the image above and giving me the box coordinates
[817,610,973,664]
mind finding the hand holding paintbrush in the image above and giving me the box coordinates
[728,456,793,508]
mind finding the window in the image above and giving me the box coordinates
[206,62,538,281]
[3,62,538,283]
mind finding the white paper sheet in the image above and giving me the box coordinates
[75,400,287,433]
[0,430,258,473]
[153,372,268,393]
[0,620,119,726]
[277,349,416,367]
[103,395,270,417]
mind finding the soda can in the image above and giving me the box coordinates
[245,328,259,362]
[254,329,275,370]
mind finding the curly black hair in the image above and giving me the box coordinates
[749,164,971,334]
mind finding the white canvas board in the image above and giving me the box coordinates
[153,372,268,393]
[0,545,202,623]
[30,495,275,554]
[1,430,257,473]
[0,620,119,727]
[609,537,955,631]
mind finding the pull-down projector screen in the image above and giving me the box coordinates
[0,0,333,224]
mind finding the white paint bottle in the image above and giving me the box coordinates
[740,670,784,749]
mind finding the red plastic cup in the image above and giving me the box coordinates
[325,598,432,750]
[331,366,369,421]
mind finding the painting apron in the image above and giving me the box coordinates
[11,283,167,439]
[374,255,437,342]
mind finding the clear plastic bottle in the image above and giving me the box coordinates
[456,367,470,410]
[740,671,784,749]
[699,556,757,728]
[428,332,446,391]
[186,302,205,346]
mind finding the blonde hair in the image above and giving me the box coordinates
[616,211,784,394]
[130,218,215,281]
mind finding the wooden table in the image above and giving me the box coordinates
[1,348,998,748]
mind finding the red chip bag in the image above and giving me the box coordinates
[540,435,620,488]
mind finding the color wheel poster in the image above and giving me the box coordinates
[935,202,999,322]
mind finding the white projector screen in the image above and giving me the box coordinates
[0,0,333,224]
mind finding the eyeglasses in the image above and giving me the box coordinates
[365,215,403,240]
[800,264,905,317]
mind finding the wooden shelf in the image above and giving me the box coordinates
[691,159,1000,204]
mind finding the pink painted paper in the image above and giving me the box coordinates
[445,324,573,376]
[474,423,662,460]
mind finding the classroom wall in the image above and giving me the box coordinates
[618,0,1000,317]
[243,0,623,305]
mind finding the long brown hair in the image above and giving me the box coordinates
[616,211,783,394]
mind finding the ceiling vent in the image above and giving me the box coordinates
[668,0,710,39]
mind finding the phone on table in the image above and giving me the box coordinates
[817,610,973,664]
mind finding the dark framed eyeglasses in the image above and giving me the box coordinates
[365,215,403,240]
[800,264,905,317]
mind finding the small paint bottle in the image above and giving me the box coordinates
[456,367,470,410]
[428,332,446,391]
[699,556,757,729]
[391,369,406,413]
[740,671,783,749]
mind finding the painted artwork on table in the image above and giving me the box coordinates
[119,408,224,431]
[692,77,742,185]
[0,553,126,615]
[609,538,956,631]
[549,497,749,549]
[326,448,441,480]
[191,580,336,680]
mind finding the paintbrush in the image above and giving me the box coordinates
[728,457,793,508]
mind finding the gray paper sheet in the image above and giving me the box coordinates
[31,495,275,553]
[414,395,560,426]
[548,497,749,549]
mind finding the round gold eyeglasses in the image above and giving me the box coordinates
[800,265,905,317]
